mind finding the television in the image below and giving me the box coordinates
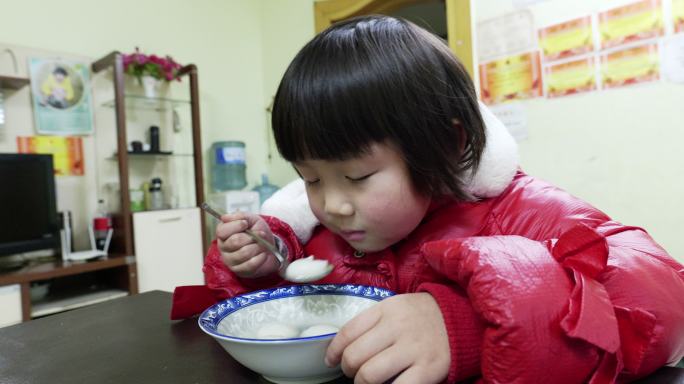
[0,154,61,260]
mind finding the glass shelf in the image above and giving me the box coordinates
[101,95,191,111]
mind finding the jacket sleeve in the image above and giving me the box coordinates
[170,215,306,319]
[421,223,684,383]
[416,282,485,382]
[203,215,307,299]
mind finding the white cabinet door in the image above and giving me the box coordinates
[0,284,22,327]
[133,207,204,293]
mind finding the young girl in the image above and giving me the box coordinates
[172,15,684,383]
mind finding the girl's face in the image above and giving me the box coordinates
[294,142,431,252]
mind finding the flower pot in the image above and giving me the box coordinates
[123,75,169,98]
[141,75,161,98]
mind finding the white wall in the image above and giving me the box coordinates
[261,0,684,263]
[3,0,677,263]
[260,0,317,186]
[0,0,268,249]
[473,0,684,262]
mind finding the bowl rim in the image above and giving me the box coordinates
[197,283,395,344]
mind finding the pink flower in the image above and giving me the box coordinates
[123,48,183,82]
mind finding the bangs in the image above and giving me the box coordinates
[272,19,409,162]
[271,15,486,200]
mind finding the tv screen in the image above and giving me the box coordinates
[0,154,60,257]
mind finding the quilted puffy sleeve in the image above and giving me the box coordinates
[421,223,684,383]
[203,215,306,298]
[171,215,306,319]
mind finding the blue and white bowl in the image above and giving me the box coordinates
[199,284,394,384]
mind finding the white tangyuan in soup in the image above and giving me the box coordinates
[256,323,299,339]
[299,324,340,338]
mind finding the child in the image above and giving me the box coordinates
[40,66,74,109]
[172,15,684,383]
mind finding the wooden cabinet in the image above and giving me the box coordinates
[0,285,22,327]
[0,74,29,90]
[0,256,136,322]
[133,208,204,292]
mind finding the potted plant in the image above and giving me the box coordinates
[122,47,182,98]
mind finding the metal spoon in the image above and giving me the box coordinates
[200,202,333,283]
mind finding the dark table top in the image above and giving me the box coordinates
[0,291,681,384]
[0,290,350,384]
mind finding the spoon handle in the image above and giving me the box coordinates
[200,202,285,265]
[244,229,285,265]
[200,202,222,220]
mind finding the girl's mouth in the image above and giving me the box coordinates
[340,230,365,241]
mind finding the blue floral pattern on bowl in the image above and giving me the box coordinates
[199,284,395,342]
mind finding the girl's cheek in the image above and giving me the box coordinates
[308,199,326,222]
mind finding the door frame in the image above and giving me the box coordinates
[313,0,474,76]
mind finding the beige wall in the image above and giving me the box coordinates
[0,0,269,174]
[260,0,316,186]
[0,0,271,249]
[3,0,678,262]
[0,0,314,193]
[262,0,684,263]
[473,0,684,262]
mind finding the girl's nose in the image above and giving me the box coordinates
[324,192,354,216]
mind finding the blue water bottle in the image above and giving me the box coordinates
[211,141,247,191]
[252,174,279,206]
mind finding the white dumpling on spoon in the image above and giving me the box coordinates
[284,256,334,283]
[199,203,335,284]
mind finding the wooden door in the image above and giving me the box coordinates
[313,0,474,76]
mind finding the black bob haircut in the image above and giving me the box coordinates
[53,67,68,76]
[272,15,486,201]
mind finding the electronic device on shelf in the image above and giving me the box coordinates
[60,213,112,262]
[0,154,61,267]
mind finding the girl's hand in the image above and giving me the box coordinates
[215,211,280,278]
[325,292,450,384]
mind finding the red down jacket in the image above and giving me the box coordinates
[172,171,684,383]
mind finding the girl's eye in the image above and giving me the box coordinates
[304,179,320,186]
[346,172,375,182]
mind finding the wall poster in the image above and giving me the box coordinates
[598,0,664,49]
[539,16,594,62]
[674,0,684,33]
[16,136,84,176]
[29,58,94,135]
[479,51,543,105]
[600,43,660,89]
[545,57,598,97]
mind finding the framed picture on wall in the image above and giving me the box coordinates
[29,58,94,135]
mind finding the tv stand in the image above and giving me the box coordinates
[0,254,136,323]
[0,259,29,272]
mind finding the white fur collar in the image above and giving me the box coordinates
[261,102,519,243]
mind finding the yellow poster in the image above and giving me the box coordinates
[601,43,660,89]
[545,57,597,98]
[674,0,684,33]
[539,16,594,61]
[16,136,84,176]
[479,52,542,105]
[599,0,664,49]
